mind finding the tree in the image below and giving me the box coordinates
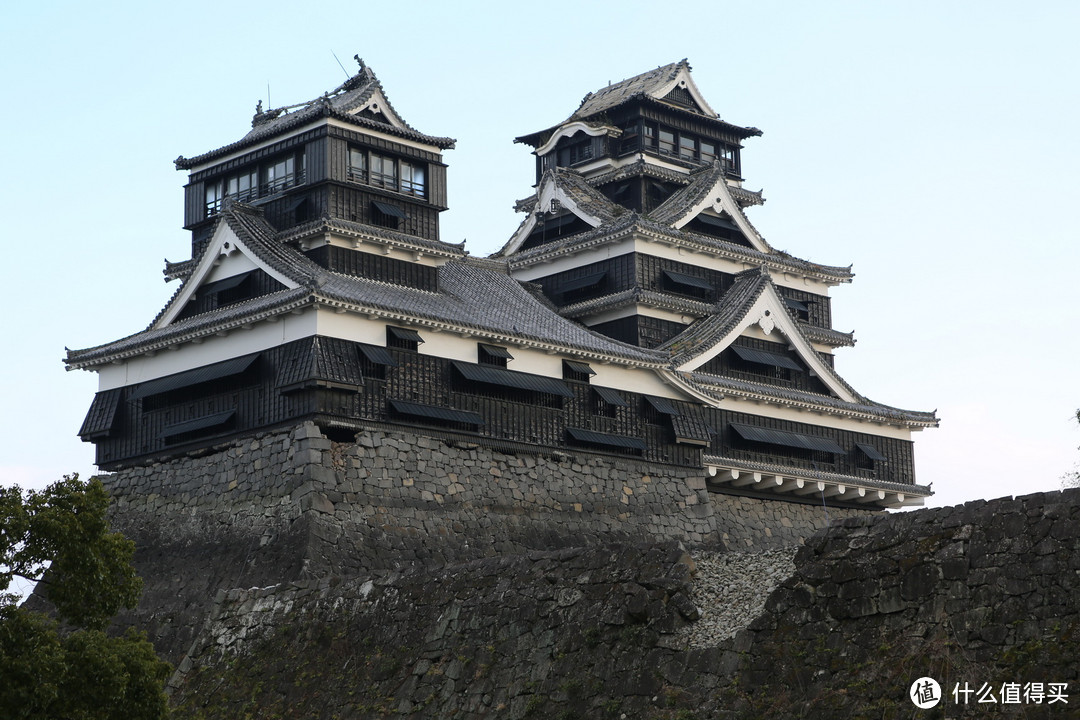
[1064,410,1080,490]
[0,475,170,719]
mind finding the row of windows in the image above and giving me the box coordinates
[618,120,737,170]
[348,148,426,198]
[205,152,306,215]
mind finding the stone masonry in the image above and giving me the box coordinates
[102,422,863,662]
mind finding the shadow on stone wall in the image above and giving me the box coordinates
[165,488,1080,719]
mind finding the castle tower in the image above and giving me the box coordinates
[501,60,936,503]
[67,59,935,511]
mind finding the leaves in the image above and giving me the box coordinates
[0,475,170,719]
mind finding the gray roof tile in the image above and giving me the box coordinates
[176,63,454,169]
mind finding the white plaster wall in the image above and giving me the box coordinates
[97,310,319,390]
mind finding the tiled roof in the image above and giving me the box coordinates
[557,288,714,321]
[800,325,856,348]
[66,206,664,369]
[515,60,760,147]
[175,63,454,170]
[658,267,772,364]
[648,162,771,253]
[278,215,467,258]
[702,453,933,497]
[690,370,938,426]
[571,61,690,119]
[504,215,854,284]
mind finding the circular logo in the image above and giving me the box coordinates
[910,677,941,709]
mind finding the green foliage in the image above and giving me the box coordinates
[0,475,170,719]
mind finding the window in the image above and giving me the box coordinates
[203,153,304,216]
[264,156,296,194]
[348,148,367,183]
[372,201,405,229]
[700,141,716,163]
[658,129,676,156]
[370,153,397,189]
[679,135,697,161]
[636,123,737,171]
[562,359,595,383]
[226,169,257,202]
[351,149,426,198]
[400,161,425,196]
[479,343,512,368]
[387,326,423,351]
[205,182,223,215]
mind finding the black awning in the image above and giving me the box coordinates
[694,213,741,232]
[452,361,574,398]
[784,297,810,313]
[372,201,406,218]
[479,343,514,360]
[387,326,424,343]
[130,354,259,400]
[593,386,628,407]
[566,427,648,451]
[558,272,607,294]
[645,396,681,416]
[358,344,397,366]
[161,410,235,441]
[563,360,596,376]
[663,270,713,291]
[206,270,254,292]
[731,345,804,372]
[78,388,121,439]
[855,443,887,462]
[730,423,845,454]
[540,213,580,231]
[672,412,712,445]
[389,399,484,426]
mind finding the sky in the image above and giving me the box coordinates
[1,0,1078,514]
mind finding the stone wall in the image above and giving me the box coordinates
[103,422,856,660]
[162,488,1080,719]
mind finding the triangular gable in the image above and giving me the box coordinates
[653,165,773,254]
[649,60,716,117]
[667,271,859,404]
[153,212,303,329]
[347,85,410,132]
[498,170,621,256]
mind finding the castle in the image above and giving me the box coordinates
[66,59,935,517]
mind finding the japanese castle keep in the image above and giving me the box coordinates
[66,59,938,555]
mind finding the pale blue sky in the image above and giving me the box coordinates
[2,0,1077,510]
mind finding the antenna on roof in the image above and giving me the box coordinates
[267,83,271,109]
[331,50,350,78]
